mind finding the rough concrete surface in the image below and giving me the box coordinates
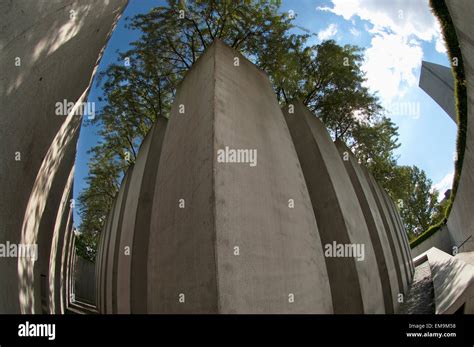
[147,40,333,313]
[283,101,383,313]
[335,140,399,313]
[426,247,474,314]
[0,0,128,313]
[362,167,407,295]
[419,61,456,122]
[411,225,454,258]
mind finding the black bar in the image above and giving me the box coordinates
[0,314,472,345]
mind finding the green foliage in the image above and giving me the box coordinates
[75,230,99,262]
[391,166,439,240]
[409,220,446,249]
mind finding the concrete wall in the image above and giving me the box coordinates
[74,256,96,305]
[48,167,74,314]
[130,118,167,313]
[361,167,409,295]
[282,101,383,313]
[0,0,127,313]
[335,140,400,313]
[379,187,413,283]
[411,226,454,258]
[95,117,168,314]
[445,0,474,253]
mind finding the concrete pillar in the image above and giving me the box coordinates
[66,228,75,308]
[147,40,332,313]
[74,257,96,305]
[362,168,409,295]
[95,226,103,311]
[282,101,383,313]
[419,61,456,122]
[0,0,128,313]
[99,198,117,314]
[335,140,399,313]
[60,213,74,311]
[104,117,169,314]
[59,210,73,313]
[111,170,133,313]
[385,192,415,276]
[98,170,133,314]
[378,187,413,286]
[48,166,74,314]
[131,118,168,313]
[115,132,153,313]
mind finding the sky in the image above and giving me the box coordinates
[73,0,457,227]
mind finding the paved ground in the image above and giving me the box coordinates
[398,260,435,314]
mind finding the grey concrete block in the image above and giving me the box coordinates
[111,169,133,313]
[411,225,454,258]
[282,101,383,313]
[48,167,75,314]
[74,257,96,306]
[386,194,415,276]
[419,61,456,122]
[426,247,474,314]
[335,140,399,313]
[59,209,73,313]
[0,0,127,313]
[98,198,117,314]
[130,118,168,313]
[361,167,407,298]
[106,172,131,314]
[378,187,413,285]
[147,40,332,313]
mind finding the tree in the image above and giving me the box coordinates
[388,165,440,240]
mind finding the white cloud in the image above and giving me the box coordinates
[432,171,454,200]
[319,0,441,40]
[362,32,423,101]
[319,0,447,102]
[350,27,361,36]
[318,23,338,41]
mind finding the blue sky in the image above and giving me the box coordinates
[73,0,457,227]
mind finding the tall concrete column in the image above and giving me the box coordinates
[419,61,456,122]
[335,140,399,313]
[95,117,169,314]
[97,198,117,314]
[282,101,383,313]
[147,40,332,313]
[131,118,168,313]
[362,168,409,295]
[111,171,133,313]
[384,192,414,276]
[0,0,128,313]
[48,167,75,314]
[378,186,413,286]
[59,210,73,313]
